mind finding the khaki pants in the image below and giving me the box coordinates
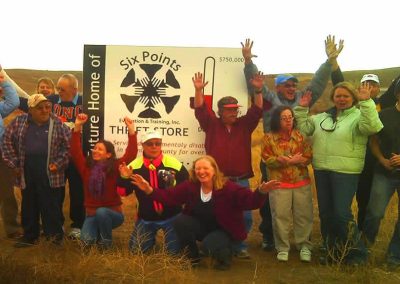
[0,158,20,236]
[269,184,313,252]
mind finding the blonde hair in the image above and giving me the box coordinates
[189,155,227,190]
[36,77,55,93]
[330,81,358,105]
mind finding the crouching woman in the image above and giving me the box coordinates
[70,113,138,250]
[128,155,280,270]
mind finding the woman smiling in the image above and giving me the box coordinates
[129,155,280,270]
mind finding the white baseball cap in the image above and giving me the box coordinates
[360,74,380,84]
[141,131,162,143]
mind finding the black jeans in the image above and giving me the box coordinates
[64,162,85,229]
[356,149,376,231]
[23,156,64,241]
[258,161,273,243]
[173,214,232,264]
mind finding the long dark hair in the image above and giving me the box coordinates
[270,106,296,132]
[86,140,116,174]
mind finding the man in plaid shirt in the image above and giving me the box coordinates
[2,94,71,247]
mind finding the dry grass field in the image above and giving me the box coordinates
[0,68,400,283]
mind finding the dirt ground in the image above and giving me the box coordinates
[1,183,400,284]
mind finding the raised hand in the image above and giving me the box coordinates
[123,116,136,135]
[249,71,265,91]
[325,35,344,61]
[73,113,88,132]
[299,90,312,107]
[241,38,257,62]
[192,72,208,91]
[75,113,88,126]
[358,82,372,101]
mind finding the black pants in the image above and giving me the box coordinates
[356,150,376,231]
[23,156,64,241]
[64,162,85,229]
[173,214,232,264]
[258,161,274,243]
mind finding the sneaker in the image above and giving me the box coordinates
[68,228,81,240]
[300,247,312,262]
[235,249,251,259]
[277,251,289,262]
[261,239,275,251]
[7,231,23,240]
[14,237,36,248]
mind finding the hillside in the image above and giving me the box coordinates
[6,67,399,114]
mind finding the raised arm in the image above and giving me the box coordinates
[293,91,316,136]
[0,74,19,117]
[192,72,208,108]
[0,65,29,99]
[356,83,383,136]
[306,35,344,106]
[325,35,345,85]
[118,116,138,164]
[70,113,88,176]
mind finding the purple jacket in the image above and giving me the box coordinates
[151,180,267,240]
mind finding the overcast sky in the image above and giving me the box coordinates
[2,0,398,73]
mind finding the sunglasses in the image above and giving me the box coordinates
[143,141,162,147]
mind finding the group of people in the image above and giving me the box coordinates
[0,35,399,271]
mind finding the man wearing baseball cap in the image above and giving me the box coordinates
[118,130,189,254]
[241,36,339,252]
[331,62,399,231]
[192,71,263,258]
[2,94,71,247]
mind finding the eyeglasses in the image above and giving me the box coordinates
[143,141,162,147]
[280,116,294,121]
[319,116,337,132]
[283,83,297,88]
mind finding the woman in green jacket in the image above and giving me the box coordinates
[294,82,383,265]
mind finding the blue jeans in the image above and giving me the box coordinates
[314,170,367,260]
[233,179,252,252]
[81,207,124,248]
[129,214,180,254]
[363,173,400,261]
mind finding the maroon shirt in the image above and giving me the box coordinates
[195,103,262,178]
[151,180,267,240]
[70,131,138,214]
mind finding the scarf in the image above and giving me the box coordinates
[143,154,164,215]
[88,161,107,200]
